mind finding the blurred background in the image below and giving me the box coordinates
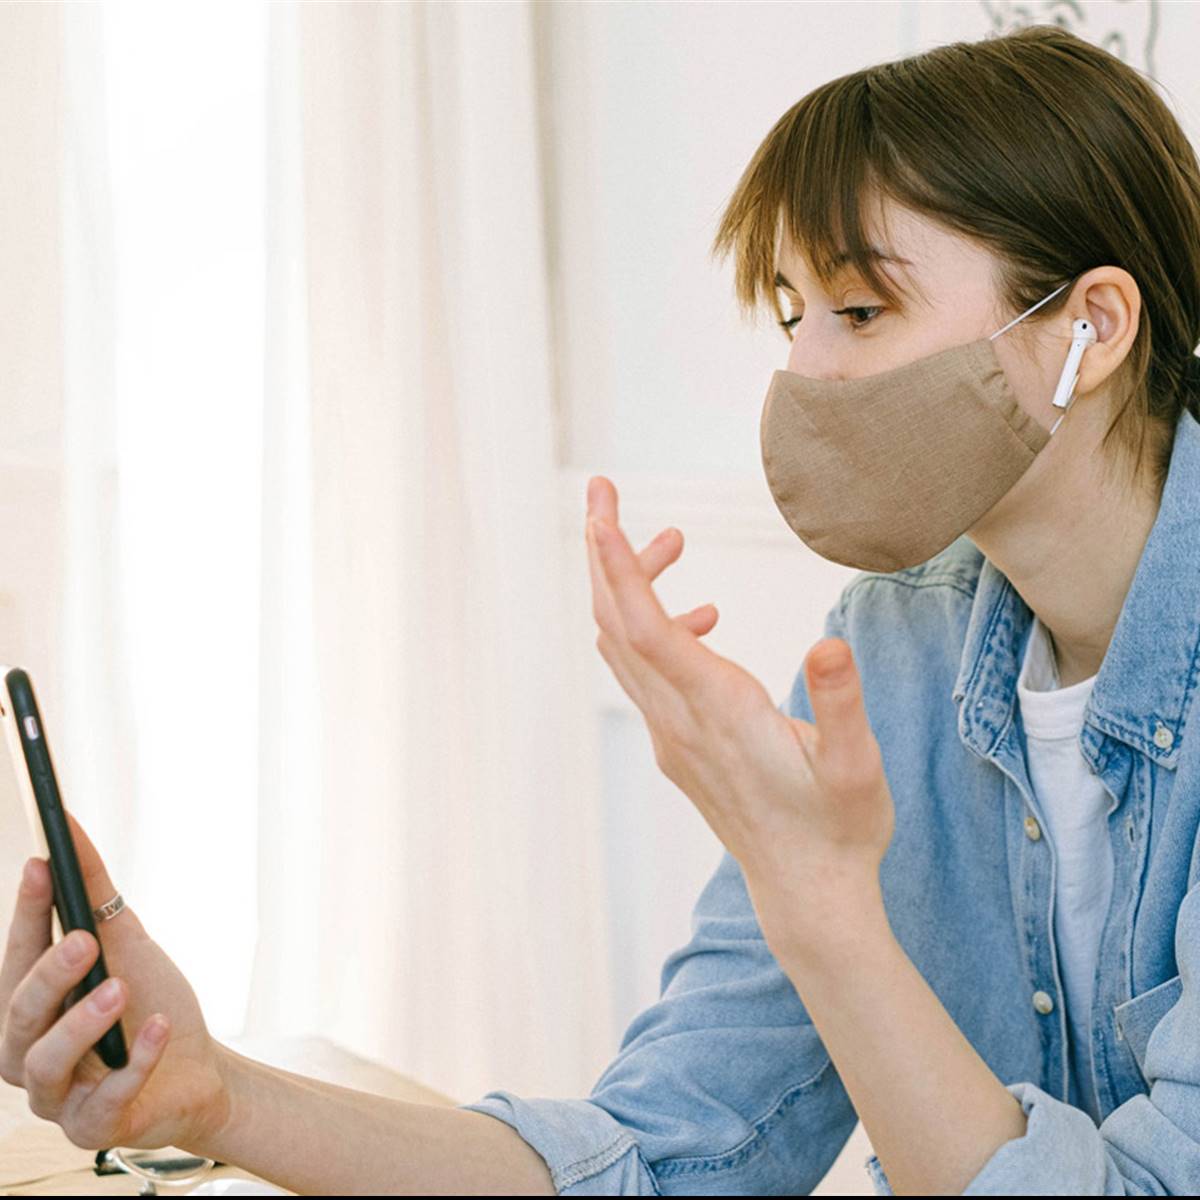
[0,0,1194,1192]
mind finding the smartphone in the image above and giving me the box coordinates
[0,665,128,1069]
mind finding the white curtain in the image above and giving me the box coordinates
[0,0,617,1109]
[61,0,267,1037]
[59,0,146,951]
[246,1,616,1102]
[0,3,74,914]
[0,3,141,936]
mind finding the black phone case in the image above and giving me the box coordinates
[6,668,128,1070]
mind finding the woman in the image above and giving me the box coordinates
[3,23,1199,1195]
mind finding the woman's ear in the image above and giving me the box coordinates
[1073,266,1141,396]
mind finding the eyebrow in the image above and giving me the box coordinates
[774,249,913,291]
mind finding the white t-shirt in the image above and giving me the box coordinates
[1016,614,1114,1124]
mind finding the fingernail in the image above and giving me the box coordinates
[60,933,89,966]
[91,978,122,1013]
[146,1015,169,1045]
[21,859,39,889]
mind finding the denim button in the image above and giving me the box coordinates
[1032,990,1055,1015]
[1153,722,1174,750]
[1023,815,1042,841]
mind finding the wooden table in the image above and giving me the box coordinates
[0,1034,459,1196]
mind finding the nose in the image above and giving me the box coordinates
[785,328,848,381]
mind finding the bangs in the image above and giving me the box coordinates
[711,70,914,329]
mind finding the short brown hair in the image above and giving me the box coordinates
[711,25,1200,494]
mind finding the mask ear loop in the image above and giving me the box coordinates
[988,280,1073,340]
[987,280,1096,437]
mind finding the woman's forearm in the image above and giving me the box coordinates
[190,1045,557,1196]
[767,887,1027,1196]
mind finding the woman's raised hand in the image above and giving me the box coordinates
[0,812,233,1153]
[583,475,895,952]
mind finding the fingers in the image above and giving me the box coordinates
[600,525,716,637]
[0,929,100,1087]
[625,524,716,635]
[0,822,145,1134]
[585,515,622,636]
[63,811,138,938]
[587,475,620,527]
[639,526,683,580]
[676,602,718,638]
[599,603,718,704]
[803,638,878,780]
[589,525,682,635]
[589,528,658,710]
[2,814,127,1026]
[0,858,54,1018]
[71,1013,170,1145]
[22,975,127,1118]
[63,811,120,913]
[584,476,717,673]
[589,515,706,691]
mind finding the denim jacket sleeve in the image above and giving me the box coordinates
[867,878,1200,1196]
[458,602,862,1194]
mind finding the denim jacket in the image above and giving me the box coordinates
[460,404,1200,1195]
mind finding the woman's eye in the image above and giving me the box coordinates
[776,306,884,336]
[832,305,884,329]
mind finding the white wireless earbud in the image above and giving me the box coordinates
[1049,318,1098,435]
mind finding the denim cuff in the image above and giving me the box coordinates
[460,1090,661,1195]
[961,1081,1109,1194]
[862,1080,1108,1197]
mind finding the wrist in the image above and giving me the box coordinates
[185,1041,256,1164]
[747,860,889,964]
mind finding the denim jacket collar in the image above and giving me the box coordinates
[953,405,1200,772]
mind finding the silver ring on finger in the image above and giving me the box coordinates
[92,893,125,923]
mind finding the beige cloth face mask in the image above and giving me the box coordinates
[760,281,1090,572]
